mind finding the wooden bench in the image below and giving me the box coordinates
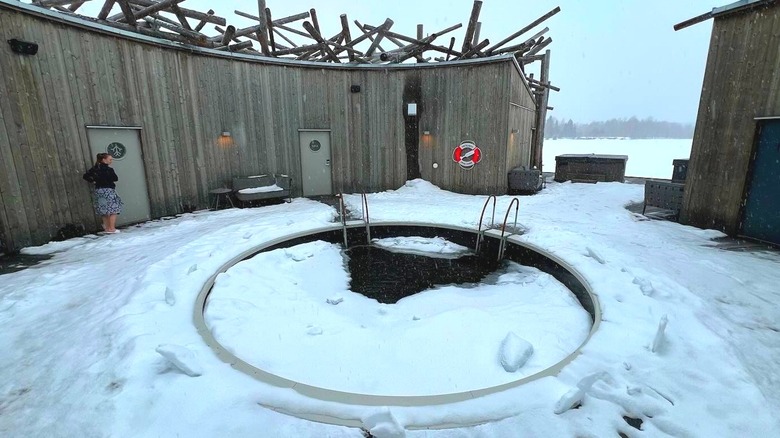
[232,174,292,205]
[643,179,684,217]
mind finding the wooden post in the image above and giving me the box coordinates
[416,24,424,62]
[256,0,270,55]
[526,37,552,56]
[235,10,310,26]
[472,22,481,46]
[273,28,298,48]
[354,20,385,54]
[117,0,186,23]
[486,6,560,55]
[193,9,214,32]
[68,1,89,12]
[142,16,204,40]
[446,37,455,61]
[362,23,462,58]
[169,4,192,30]
[302,21,340,62]
[309,8,321,33]
[340,14,354,61]
[348,19,391,51]
[115,0,137,26]
[365,19,394,56]
[221,25,236,46]
[265,8,277,53]
[458,38,489,59]
[461,0,482,53]
[274,24,313,39]
[532,50,551,170]
[128,0,227,25]
[215,40,254,52]
[493,27,548,55]
[97,0,116,20]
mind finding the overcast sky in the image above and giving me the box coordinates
[81,0,718,123]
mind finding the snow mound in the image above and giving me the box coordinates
[155,344,203,377]
[632,277,654,296]
[499,332,534,372]
[372,236,470,259]
[651,315,668,353]
[164,286,175,305]
[284,246,316,261]
[585,247,606,264]
[238,184,284,194]
[362,408,405,438]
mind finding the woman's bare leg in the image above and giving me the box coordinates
[107,214,117,232]
[101,216,109,231]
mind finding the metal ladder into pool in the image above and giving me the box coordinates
[475,195,497,253]
[337,193,371,247]
[475,196,521,260]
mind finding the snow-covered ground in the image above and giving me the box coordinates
[2,179,779,437]
[543,138,692,178]
[205,241,591,395]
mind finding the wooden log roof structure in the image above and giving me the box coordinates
[23,0,560,96]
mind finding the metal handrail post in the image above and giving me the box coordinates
[475,195,497,253]
[361,193,371,244]
[338,193,348,248]
[498,198,520,261]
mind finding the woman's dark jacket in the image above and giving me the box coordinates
[83,163,118,189]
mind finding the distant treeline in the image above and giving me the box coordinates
[545,116,694,139]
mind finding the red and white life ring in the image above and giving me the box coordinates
[452,141,482,170]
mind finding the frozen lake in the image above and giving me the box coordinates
[543,138,692,179]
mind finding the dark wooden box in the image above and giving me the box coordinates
[554,154,628,183]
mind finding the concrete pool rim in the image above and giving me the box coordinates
[194,221,602,427]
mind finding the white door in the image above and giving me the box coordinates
[299,130,333,196]
[86,127,151,225]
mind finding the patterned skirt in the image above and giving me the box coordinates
[94,188,123,216]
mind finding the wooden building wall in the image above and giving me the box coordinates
[416,61,534,194]
[0,5,535,251]
[507,66,536,175]
[680,3,780,233]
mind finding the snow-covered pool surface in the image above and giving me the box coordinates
[204,239,592,396]
[3,178,780,437]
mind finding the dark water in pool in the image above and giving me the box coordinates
[346,245,501,304]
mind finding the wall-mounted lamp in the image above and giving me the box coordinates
[217,131,234,148]
[511,129,519,134]
[407,103,418,117]
[423,130,431,136]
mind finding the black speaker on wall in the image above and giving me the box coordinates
[8,39,39,56]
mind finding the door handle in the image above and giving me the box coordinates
[325,159,331,166]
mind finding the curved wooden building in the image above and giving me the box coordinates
[0,1,538,251]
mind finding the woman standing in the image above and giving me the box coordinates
[83,153,123,234]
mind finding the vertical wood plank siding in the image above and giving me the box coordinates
[0,6,535,250]
[507,66,536,175]
[681,3,780,233]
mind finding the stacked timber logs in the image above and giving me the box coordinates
[28,0,558,68]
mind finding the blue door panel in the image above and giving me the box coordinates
[742,120,780,244]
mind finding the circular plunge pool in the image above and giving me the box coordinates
[195,223,599,405]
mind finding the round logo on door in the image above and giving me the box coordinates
[309,140,321,152]
[107,142,127,160]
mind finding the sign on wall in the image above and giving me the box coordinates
[452,141,482,170]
